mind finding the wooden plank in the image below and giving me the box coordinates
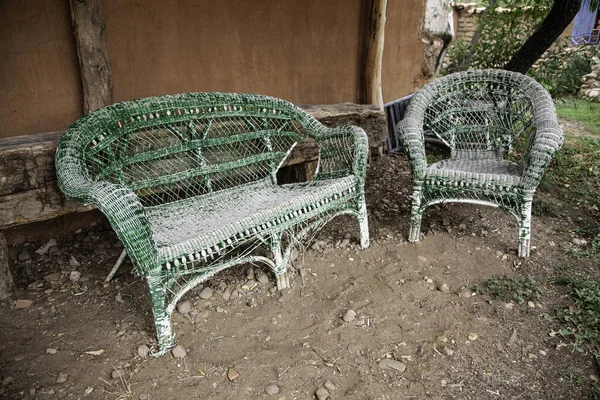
[0,232,13,300]
[365,0,387,110]
[69,0,113,113]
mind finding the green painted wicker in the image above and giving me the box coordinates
[397,69,563,257]
[55,92,370,354]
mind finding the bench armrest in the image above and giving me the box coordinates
[313,125,369,184]
[520,121,564,191]
[397,100,428,181]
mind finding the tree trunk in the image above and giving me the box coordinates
[504,0,582,74]
[69,0,113,113]
[365,0,388,110]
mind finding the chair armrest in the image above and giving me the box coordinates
[313,125,369,184]
[397,99,428,181]
[520,121,564,191]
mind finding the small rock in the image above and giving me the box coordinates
[111,369,125,380]
[15,299,33,308]
[527,301,535,308]
[324,380,336,391]
[458,288,472,298]
[137,344,150,358]
[378,359,406,373]
[139,394,149,400]
[17,250,30,262]
[572,238,588,246]
[265,383,280,395]
[246,267,255,280]
[222,288,232,301]
[504,302,514,310]
[2,376,14,386]
[171,345,187,358]
[227,368,240,381]
[28,388,36,396]
[69,270,81,282]
[425,278,434,284]
[436,335,448,343]
[177,300,191,314]
[69,256,80,268]
[44,272,61,282]
[417,255,427,262]
[438,283,450,293]
[230,289,240,300]
[442,347,455,356]
[199,287,213,300]
[468,332,478,341]
[342,309,356,322]
[56,372,68,384]
[315,387,330,400]
[46,348,58,355]
[339,238,350,249]
[197,310,210,319]
[257,272,270,285]
[496,250,504,257]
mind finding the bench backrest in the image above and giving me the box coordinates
[420,70,536,160]
[59,93,323,207]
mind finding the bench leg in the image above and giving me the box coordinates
[270,236,291,290]
[409,185,424,242]
[517,197,532,258]
[147,276,175,355]
[357,198,370,249]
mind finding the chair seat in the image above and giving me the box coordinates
[425,159,522,186]
[146,176,357,263]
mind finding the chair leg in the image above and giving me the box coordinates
[357,197,370,249]
[105,249,127,283]
[147,276,175,355]
[409,185,424,242]
[271,237,290,290]
[518,198,533,258]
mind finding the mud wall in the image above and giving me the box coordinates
[1,0,430,138]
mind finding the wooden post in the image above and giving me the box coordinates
[69,0,113,113]
[365,0,387,110]
[0,232,13,300]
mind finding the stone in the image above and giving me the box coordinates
[227,368,240,381]
[111,369,125,380]
[436,335,448,343]
[18,250,30,262]
[572,238,588,246]
[230,289,240,300]
[265,383,280,395]
[69,256,80,268]
[198,310,210,319]
[137,344,150,358]
[442,347,454,356]
[46,348,58,355]
[324,380,336,391]
[171,345,187,358]
[2,376,14,386]
[342,309,356,322]
[69,270,81,282]
[468,332,478,341]
[177,300,191,314]
[222,288,232,301]
[198,287,213,300]
[44,272,61,282]
[315,387,330,400]
[139,394,149,400]
[257,272,270,285]
[527,301,535,308]
[378,359,406,373]
[438,283,450,293]
[56,372,68,384]
[246,267,255,280]
[15,299,33,308]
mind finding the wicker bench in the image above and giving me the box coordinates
[55,92,370,354]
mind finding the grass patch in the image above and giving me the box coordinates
[475,275,543,304]
[555,99,600,136]
[553,278,600,359]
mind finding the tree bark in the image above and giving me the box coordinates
[69,0,113,113]
[365,0,388,110]
[504,0,582,74]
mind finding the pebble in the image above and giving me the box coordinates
[496,250,504,257]
[504,302,515,310]
[227,368,240,381]
[436,335,448,343]
[222,288,232,301]
[137,344,150,358]
[442,347,455,356]
[324,380,336,391]
[265,384,280,395]
[69,270,81,282]
[438,283,450,293]
[177,300,191,314]
[315,387,330,400]
[139,394,149,400]
[342,309,356,322]
[527,301,535,308]
[17,250,30,262]
[171,345,187,358]
[111,369,125,380]
[199,287,213,300]
[378,359,406,373]
[198,310,210,319]
[2,376,14,386]
[425,278,434,284]
[246,267,255,280]
[15,299,33,308]
[230,289,240,300]
[69,256,80,268]
[417,255,427,262]
[468,332,478,341]
[257,272,270,285]
[572,238,588,246]
[46,348,58,355]
[56,372,68,384]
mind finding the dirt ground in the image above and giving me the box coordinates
[1,127,599,399]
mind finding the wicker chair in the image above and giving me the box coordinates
[55,92,370,354]
[398,69,563,257]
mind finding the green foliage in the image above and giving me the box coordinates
[553,279,600,354]
[475,275,543,304]
[556,99,600,135]
[532,198,560,216]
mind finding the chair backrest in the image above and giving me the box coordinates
[59,93,320,207]
[421,70,536,160]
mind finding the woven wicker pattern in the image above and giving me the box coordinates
[398,69,563,257]
[55,92,370,354]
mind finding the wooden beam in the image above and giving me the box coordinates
[365,0,388,110]
[0,233,13,300]
[69,0,113,114]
